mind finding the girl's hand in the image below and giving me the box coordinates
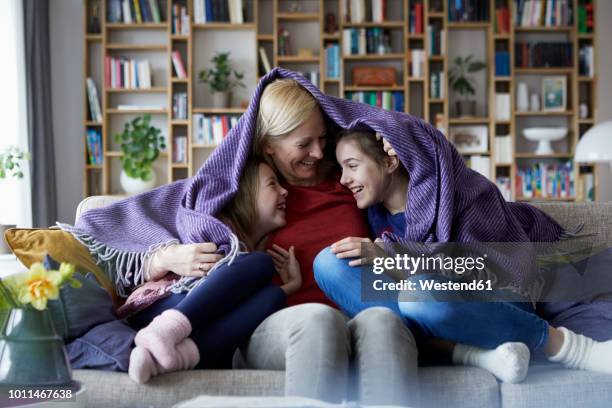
[147,243,224,280]
[331,237,386,267]
[267,245,302,295]
[375,132,396,157]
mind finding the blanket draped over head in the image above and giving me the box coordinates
[60,67,564,300]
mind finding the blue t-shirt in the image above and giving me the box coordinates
[367,204,406,238]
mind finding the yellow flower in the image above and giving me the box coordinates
[17,263,61,311]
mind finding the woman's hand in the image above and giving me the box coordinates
[331,237,386,266]
[267,244,302,296]
[147,243,224,281]
[375,132,396,157]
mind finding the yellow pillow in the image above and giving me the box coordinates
[4,228,122,307]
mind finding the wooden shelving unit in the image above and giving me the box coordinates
[83,0,598,201]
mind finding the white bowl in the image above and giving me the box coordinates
[523,127,568,155]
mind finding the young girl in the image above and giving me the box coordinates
[314,130,612,383]
[128,159,302,383]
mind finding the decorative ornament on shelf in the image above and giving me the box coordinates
[198,52,245,109]
[114,114,166,195]
[0,261,80,386]
[0,146,31,254]
[530,93,540,112]
[517,82,529,112]
[449,55,486,117]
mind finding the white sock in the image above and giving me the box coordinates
[452,342,530,383]
[548,327,612,374]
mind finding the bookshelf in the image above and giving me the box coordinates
[83,0,598,202]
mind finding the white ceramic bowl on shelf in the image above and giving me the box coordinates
[523,127,568,155]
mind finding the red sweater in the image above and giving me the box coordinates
[268,175,370,306]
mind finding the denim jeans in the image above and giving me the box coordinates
[314,246,549,352]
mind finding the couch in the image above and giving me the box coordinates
[72,196,612,407]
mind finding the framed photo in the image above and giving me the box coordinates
[449,125,488,154]
[542,76,567,112]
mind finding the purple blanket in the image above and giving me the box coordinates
[60,67,563,298]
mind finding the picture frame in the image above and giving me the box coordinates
[449,125,489,154]
[542,76,567,112]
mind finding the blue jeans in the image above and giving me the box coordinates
[130,252,287,368]
[314,247,549,351]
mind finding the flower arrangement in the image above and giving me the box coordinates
[0,261,80,311]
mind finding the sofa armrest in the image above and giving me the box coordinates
[75,196,125,223]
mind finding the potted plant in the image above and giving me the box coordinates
[114,114,166,195]
[0,261,79,386]
[0,146,30,254]
[449,55,486,117]
[198,52,245,108]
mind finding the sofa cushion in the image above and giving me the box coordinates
[73,369,284,408]
[420,366,500,408]
[501,365,612,408]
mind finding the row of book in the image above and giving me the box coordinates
[468,156,491,180]
[344,0,387,24]
[173,93,188,120]
[192,114,239,145]
[345,91,405,112]
[173,136,188,164]
[193,0,244,24]
[408,2,424,34]
[107,0,164,24]
[171,4,189,35]
[342,28,392,56]
[86,78,103,123]
[429,71,445,99]
[325,44,341,79]
[496,177,512,201]
[514,42,573,68]
[299,71,320,88]
[409,49,426,78]
[448,0,490,22]
[172,51,188,78]
[579,45,595,77]
[86,129,103,165]
[494,94,511,121]
[513,0,573,27]
[426,24,445,55]
[493,7,511,34]
[515,161,575,199]
[494,135,513,164]
[577,1,594,33]
[104,56,152,89]
[495,51,511,76]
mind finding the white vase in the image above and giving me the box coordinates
[120,170,156,195]
[530,93,541,111]
[517,82,529,112]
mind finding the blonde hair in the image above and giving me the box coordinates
[254,78,319,157]
[217,159,262,246]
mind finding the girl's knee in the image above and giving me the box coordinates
[398,300,456,329]
[313,247,341,283]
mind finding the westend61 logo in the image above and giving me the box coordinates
[371,253,487,276]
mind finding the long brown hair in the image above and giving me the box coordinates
[336,130,408,177]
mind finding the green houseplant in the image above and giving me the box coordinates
[198,52,245,108]
[449,55,487,117]
[114,114,166,195]
[0,146,30,254]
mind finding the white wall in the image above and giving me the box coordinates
[49,0,612,223]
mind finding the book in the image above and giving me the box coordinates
[86,78,103,123]
[494,135,512,164]
[172,136,188,163]
[259,47,271,73]
[86,129,103,165]
[228,0,244,24]
[172,51,188,78]
[494,94,511,121]
[469,156,492,180]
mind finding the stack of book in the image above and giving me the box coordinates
[515,42,573,68]
[192,114,239,145]
[345,91,404,112]
[104,57,152,89]
[344,0,386,23]
[429,71,445,99]
[513,0,573,27]
[173,93,188,120]
[495,177,512,201]
[193,0,244,24]
[172,4,189,34]
[495,51,510,76]
[107,0,164,23]
[325,44,340,79]
[448,0,490,22]
[409,2,424,34]
[515,161,575,199]
[172,136,188,164]
[86,78,103,123]
[579,44,594,77]
[86,129,103,165]
[342,28,392,56]
[426,24,445,55]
